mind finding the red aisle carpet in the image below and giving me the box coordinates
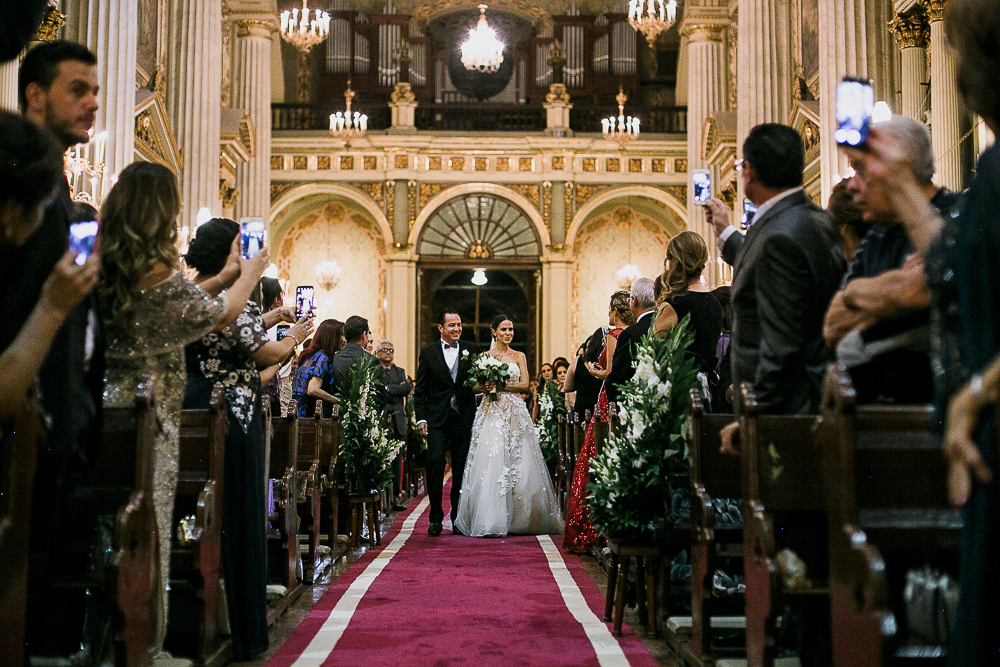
[267,479,660,667]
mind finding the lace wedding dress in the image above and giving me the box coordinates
[455,362,564,537]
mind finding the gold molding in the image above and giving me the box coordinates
[235,18,278,36]
[541,181,552,231]
[920,0,947,22]
[386,180,396,231]
[390,82,417,103]
[270,181,296,203]
[34,4,66,42]
[889,10,929,49]
[564,182,574,236]
[663,184,688,205]
[356,182,384,208]
[680,22,727,42]
[575,184,607,208]
[220,180,238,209]
[407,180,417,234]
[419,182,447,204]
[545,83,571,104]
[506,183,540,210]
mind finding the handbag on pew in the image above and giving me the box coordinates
[904,566,959,646]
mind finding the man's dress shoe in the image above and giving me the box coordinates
[428,521,443,536]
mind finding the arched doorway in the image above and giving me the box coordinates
[417,192,542,373]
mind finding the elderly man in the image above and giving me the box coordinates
[606,277,657,403]
[823,116,961,404]
[376,339,412,508]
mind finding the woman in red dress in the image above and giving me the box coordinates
[563,291,634,552]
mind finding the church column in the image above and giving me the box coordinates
[233,19,277,221]
[550,181,566,247]
[385,254,417,373]
[890,9,929,121]
[923,0,964,190]
[0,59,18,112]
[61,0,138,182]
[167,0,223,228]
[682,17,727,285]
[736,0,793,150]
[541,258,574,362]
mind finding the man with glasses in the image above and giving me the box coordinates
[376,340,412,509]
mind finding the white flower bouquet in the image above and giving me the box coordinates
[462,350,512,402]
[340,360,405,492]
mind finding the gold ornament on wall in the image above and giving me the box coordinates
[34,2,66,42]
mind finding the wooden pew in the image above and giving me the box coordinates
[170,385,228,666]
[739,382,825,667]
[819,364,960,666]
[682,389,744,667]
[295,401,324,583]
[317,405,344,549]
[265,407,304,621]
[0,394,44,667]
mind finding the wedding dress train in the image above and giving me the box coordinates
[455,362,564,537]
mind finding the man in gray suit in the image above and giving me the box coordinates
[376,339,412,508]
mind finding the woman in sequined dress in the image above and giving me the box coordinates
[563,291,633,553]
[99,163,268,658]
[182,218,313,660]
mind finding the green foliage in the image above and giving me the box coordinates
[586,316,700,543]
[535,380,566,473]
[339,360,405,492]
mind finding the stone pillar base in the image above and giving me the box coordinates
[389,83,418,134]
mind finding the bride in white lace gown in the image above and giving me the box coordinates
[455,316,564,537]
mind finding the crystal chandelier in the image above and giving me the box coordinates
[280,0,330,53]
[315,260,342,291]
[602,87,640,149]
[627,0,678,43]
[329,82,368,143]
[64,129,112,207]
[461,5,504,73]
[616,264,642,289]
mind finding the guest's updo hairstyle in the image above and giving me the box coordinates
[99,161,181,324]
[660,230,708,300]
[609,290,634,326]
[184,217,239,276]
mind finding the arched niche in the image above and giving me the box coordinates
[565,185,687,249]
[270,182,394,250]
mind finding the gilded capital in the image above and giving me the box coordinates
[390,82,417,104]
[920,0,947,22]
[680,22,726,43]
[544,83,571,105]
[889,11,929,49]
[235,19,278,38]
[33,4,66,42]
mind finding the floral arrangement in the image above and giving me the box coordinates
[339,360,405,493]
[535,379,566,475]
[462,350,512,402]
[587,316,699,543]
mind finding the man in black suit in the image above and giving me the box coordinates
[606,277,657,403]
[376,338,412,508]
[413,309,481,536]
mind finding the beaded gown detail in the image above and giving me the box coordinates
[455,362,564,537]
[563,328,622,552]
[102,271,226,648]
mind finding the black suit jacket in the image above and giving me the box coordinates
[606,311,655,404]
[332,342,389,405]
[413,339,481,430]
[379,363,412,436]
[729,189,846,414]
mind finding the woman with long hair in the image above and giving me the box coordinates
[99,162,265,658]
[292,318,345,417]
[653,231,723,375]
[563,290,634,553]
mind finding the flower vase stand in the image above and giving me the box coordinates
[604,540,660,638]
[348,491,382,549]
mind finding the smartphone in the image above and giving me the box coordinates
[835,77,874,147]
[692,170,711,205]
[68,220,99,266]
[240,217,266,259]
[742,198,757,230]
[276,324,290,341]
[295,286,315,320]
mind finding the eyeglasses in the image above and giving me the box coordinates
[735,158,745,173]
[379,348,394,353]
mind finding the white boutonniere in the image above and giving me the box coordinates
[462,349,470,358]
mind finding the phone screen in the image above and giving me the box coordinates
[835,78,874,146]
[692,170,711,205]
[276,324,290,341]
[68,221,99,266]
[240,218,265,259]
[742,198,757,230]
[295,286,315,320]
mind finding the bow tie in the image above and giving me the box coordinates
[443,342,458,349]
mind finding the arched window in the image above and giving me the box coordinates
[418,193,540,258]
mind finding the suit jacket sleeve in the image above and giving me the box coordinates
[413,349,429,423]
[605,329,633,403]
[385,367,413,397]
[753,232,813,412]
[721,230,745,267]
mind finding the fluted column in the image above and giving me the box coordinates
[60,0,138,180]
[233,20,276,221]
[683,19,727,285]
[890,10,929,121]
[736,0,793,150]
[0,59,18,112]
[168,0,223,228]
[923,0,963,189]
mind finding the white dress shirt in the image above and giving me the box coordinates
[416,337,462,428]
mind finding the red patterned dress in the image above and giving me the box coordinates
[563,327,623,552]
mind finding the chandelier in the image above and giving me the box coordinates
[602,87,640,149]
[616,264,642,289]
[461,5,504,73]
[64,129,111,207]
[315,260,342,291]
[627,0,678,43]
[280,0,330,53]
[329,83,368,143]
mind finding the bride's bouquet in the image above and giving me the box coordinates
[462,350,512,402]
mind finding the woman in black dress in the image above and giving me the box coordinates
[182,219,313,660]
[653,230,723,378]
